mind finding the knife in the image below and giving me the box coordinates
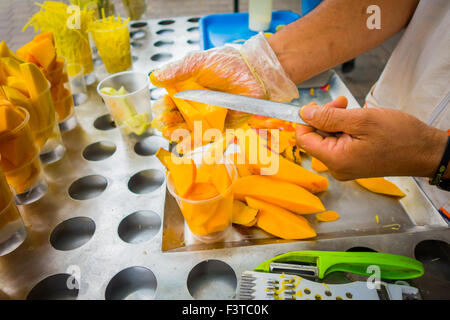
[174,89,310,126]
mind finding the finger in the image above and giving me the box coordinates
[297,131,353,162]
[295,123,314,138]
[323,96,348,109]
[149,51,208,87]
[299,103,363,133]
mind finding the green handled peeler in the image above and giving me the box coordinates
[254,250,424,280]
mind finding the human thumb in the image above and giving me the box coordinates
[300,103,352,132]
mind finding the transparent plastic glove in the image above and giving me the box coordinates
[150,33,298,113]
[151,95,189,142]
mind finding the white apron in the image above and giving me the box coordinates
[365,0,450,210]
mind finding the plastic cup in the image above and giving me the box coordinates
[39,120,66,165]
[29,85,56,149]
[249,0,273,31]
[122,0,147,20]
[55,93,77,133]
[0,107,48,205]
[91,20,132,74]
[0,168,27,256]
[97,71,153,139]
[67,63,88,106]
[166,152,238,243]
[48,60,77,132]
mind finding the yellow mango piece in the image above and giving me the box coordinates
[311,157,328,172]
[186,182,219,201]
[0,105,24,133]
[283,144,302,164]
[1,57,23,78]
[246,196,316,240]
[355,178,405,197]
[211,163,232,194]
[232,200,258,226]
[20,63,54,134]
[6,76,28,96]
[175,81,227,132]
[0,65,6,85]
[233,175,325,214]
[0,41,22,62]
[235,128,328,193]
[16,41,36,62]
[28,37,56,70]
[166,86,209,131]
[162,123,190,143]
[34,32,55,46]
[19,62,49,97]
[155,148,196,197]
[316,210,340,222]
[226,152,253,177]
[2,86,40,129]
[196,165,212,183]
[201,133,234,167]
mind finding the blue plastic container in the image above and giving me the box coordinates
[199,11,300,50]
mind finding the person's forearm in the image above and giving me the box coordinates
[268,0,419,84]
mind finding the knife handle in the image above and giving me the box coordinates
[254,250,424,280]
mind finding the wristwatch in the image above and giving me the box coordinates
[430,135,450,191]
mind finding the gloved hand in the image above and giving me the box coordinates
[150,32,298,102]
[150,33,299,136]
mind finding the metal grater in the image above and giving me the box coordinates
[236,271,421,300]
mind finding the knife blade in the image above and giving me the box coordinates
[174,90,310,126]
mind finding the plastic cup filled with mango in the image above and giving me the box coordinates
[97,71,153,139]
[0,106,48,205]
[16,32,76,132]
[160,148,238,243]
[39,119,66,165]
[46,58,76,130]
[91,16,132,74]
[0,165,27,256]
[0,49,57,152]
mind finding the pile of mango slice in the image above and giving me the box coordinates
[155,117,406,241]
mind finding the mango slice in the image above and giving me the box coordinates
[186,182,219,201]
[226,152,253,177]
[235,128,328,193]
[155,148,196,197]
[246,197,316,240]
[211,163,232,194]
[316,210,340,222]
[175,81,227,132]
[1,57,23,78]
[233,175,325,214]
[0,105,24,134]
[195,165,212,183]
[28,37,56,70]
[0,41,22,62]
[2,86,39,129]
[232,200,258,226]
[5,76,28,96]
[311,157,328,172]
[355,178,405,197]
[283,144,302,164]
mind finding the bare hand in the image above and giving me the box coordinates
[295,97,448,180]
